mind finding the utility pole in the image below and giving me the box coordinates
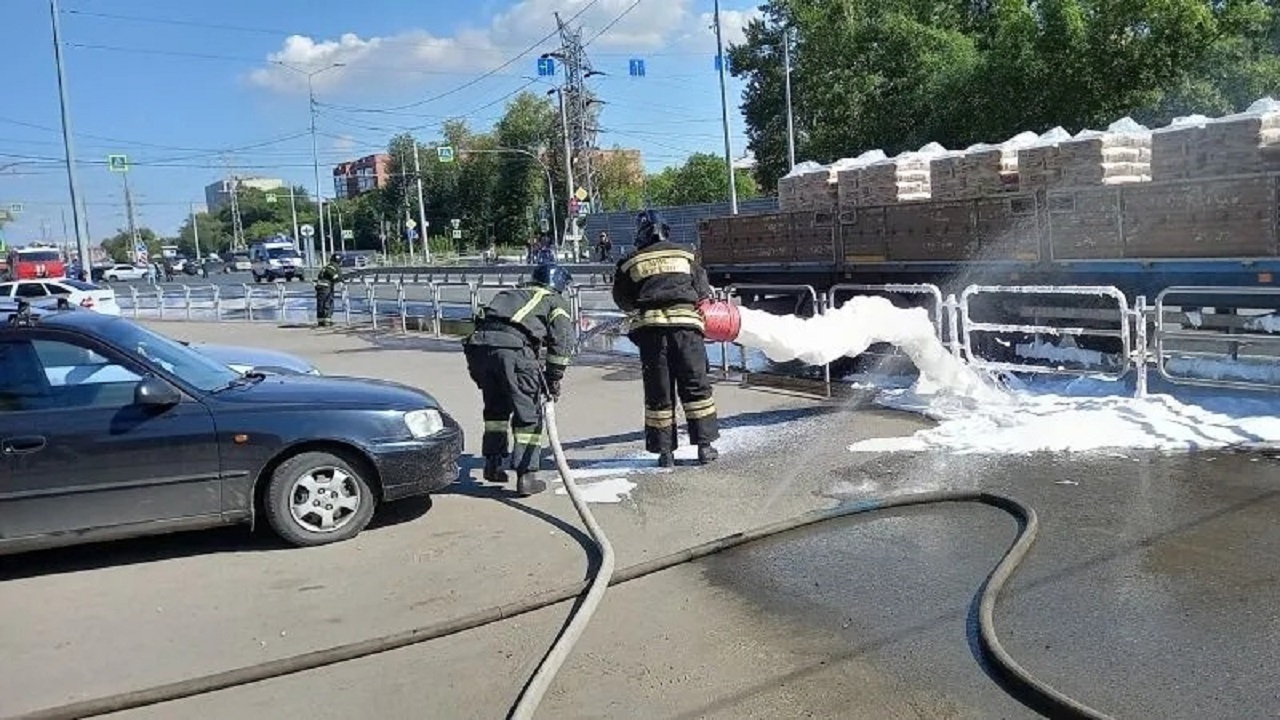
[190,203,201,260]
[326,201,335,258]
[553,88,575,236]
[288,187,300,251]
[783,26,796,171]
[48,0,92,274]
[412,142,430,263]
[714,0,739,215]
[337,206,346,253]
[224,156,245,250]
[123,172,141,250]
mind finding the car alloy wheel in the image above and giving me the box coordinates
[288,465,361,533]
[264,451,376,546]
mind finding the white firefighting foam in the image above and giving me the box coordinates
[735,296,1002,401]
[732,297,1280,456]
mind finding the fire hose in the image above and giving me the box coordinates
[11,300,1113,719]
[10,401,1112,720]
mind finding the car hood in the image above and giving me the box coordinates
[190,343,319,375]
[209,374,442,411]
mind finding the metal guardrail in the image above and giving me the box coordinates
[959,285,1135,381]
[726,283,828,396]
[1154,286,1280,392]
[116,280,1280,396]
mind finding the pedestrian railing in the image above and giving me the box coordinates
[116,279,1280,397]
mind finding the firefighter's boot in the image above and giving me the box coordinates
[516,472,547,496]
[483,455,509,483]
[698,444,719,465]
[657,452,676,469]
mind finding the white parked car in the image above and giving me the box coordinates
[0,279,121,315]
[101,264,151,282]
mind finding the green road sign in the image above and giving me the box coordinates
[437,145,455,163]
[341,229,354,240]
[107,154,129,173]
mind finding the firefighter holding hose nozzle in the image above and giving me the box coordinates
[613,210,720,468]
[464,262,576,496]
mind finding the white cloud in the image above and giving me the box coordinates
[246,0,761,95]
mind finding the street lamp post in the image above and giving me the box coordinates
[274,61,345,267]
[713,0,739,215]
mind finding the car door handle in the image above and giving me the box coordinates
[2,436,47,455]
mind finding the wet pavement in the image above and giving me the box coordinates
[703,449,1280,719]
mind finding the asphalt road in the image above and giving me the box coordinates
[3,323,1280,719]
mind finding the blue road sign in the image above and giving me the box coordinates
[537,57,556,77]
[629,59,646,77]
[714,54,732,73]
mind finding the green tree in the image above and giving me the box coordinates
[100,228,161,263]
[595,146,646,212]
[732,0,1280,192]
[175,212,231,258]
[493,92,558,245]
[646,153,759,207]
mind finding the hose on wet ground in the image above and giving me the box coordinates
[12,403,1113,720]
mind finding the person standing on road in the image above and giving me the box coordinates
[314,253,343,327]
[463,262,575,496]
[596,231,613,263]
[612,209,720,468]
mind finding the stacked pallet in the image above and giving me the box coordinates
[834,150,887,217]
[1015,127,1071,190]
[778,162,838,213]
[1018,120,1151,190]
[1151,99,1280,181]
[931,132,1038,201]
[853,143,947,206]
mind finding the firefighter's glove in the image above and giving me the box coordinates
[544,376,562,401]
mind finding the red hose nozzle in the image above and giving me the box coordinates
[699,300,741,343]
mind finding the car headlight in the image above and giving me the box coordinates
[404,409,445,438]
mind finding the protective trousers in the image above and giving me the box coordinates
[315,286,334,323]
[463,344,546,474]
[632,326,719,454]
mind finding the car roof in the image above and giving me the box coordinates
[0,298,115,331]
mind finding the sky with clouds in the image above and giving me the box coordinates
[2,0,763,241]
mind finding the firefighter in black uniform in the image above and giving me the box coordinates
[463,262,575,496]
[613,210,719,468]
[314,254,342,327]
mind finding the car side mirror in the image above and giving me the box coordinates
[135,376,181,407]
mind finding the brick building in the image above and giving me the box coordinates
[333,154,391,200]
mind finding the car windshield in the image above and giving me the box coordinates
[17,251,60,262]
[95,319,241,392]
[62,280,99,291]
[267,247,300,259]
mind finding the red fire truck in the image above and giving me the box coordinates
[5,245,66,280]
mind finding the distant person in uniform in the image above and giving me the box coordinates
[596,231,613,263]
[463,262,575,496]
[613,209,719,468]
[314,254,343,327]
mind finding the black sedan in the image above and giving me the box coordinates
[0,300,462,555]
